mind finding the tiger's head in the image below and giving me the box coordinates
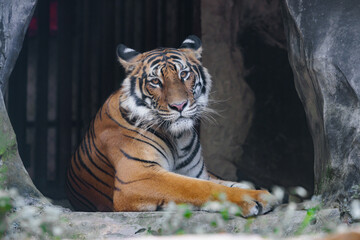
[117,35,212,135]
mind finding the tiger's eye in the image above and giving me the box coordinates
[180,71,188,79]
[151,78,160,85]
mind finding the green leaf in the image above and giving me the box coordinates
[220,209,229,221]
[183,209,193,219]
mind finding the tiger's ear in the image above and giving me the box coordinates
[116,44,141,72]
[179,35,202,60]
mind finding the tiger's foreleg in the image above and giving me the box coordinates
[207,171,255,189]
[113,166,278,217]
[209,178,255,189]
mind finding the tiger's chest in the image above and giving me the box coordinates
[170,131,205,178]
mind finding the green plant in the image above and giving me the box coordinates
[144,193,243,236]
[295,205,320,235]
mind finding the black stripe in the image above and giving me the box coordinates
[89,183,113,202]
[123,134,168,160]
[139,77,146,100]
[181,132,196,152]
[67,169,82,190]
[146,128,175,156]
[120,149,161,166]
[196,161,205,178]
[66,178,97,211]
[88,126,113,169]
[112,109,169,154]
[86,131,92,153]
[73,149,81,170]
[130,76,146,107]
[81,138,113,178]
[173,59,185,69]
[86,117,112,168]
[188,157,202,171]
[98,104,103,121]
[175,140,201,170]
[67,182,93,211]
[146,54,162,63]
[207,170,224,180]
[198,66,207,87]
[76,149,111,188]
[169,55,182,60]
[69,163,91,189]
[115,175,151,184]
[150,59,161,67]
[93,144,111,166]
[156,199,165,211]
[167,51,182,56]
[94,150,113,169]
[70,163,112,203]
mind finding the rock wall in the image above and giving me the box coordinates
[200,0,255,181]
[283,0,360,205]
[0,0,44,202]
[200,0,314,192]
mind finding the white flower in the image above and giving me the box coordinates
[285,202,297,218]
[8,188,19,197]
[18,206,38,219]
[218,193,227,201]
[164,201,177,212]
[350,199,360,219]
[228,204,241,215]
[52,226,63,236]
[42,206,62,222]
[203,201,222,212]
[28,217,42,229]
[272,186,285,201]
[294,186,307,198]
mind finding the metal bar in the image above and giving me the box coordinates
[144,0,157,50]
[34,0,50,191]
[76,0,85,145]
[100,0,115,104]
[124,0,135,46]
[56,0,74,197]
[192,0,201,37]
[114,0,124,86]
[80,0,91,138]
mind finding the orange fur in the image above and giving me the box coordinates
[66,41,278,216]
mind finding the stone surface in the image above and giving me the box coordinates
[0,0,37,94]
[282,0,360,206]
[200,0,255,181]
[61,207,341,239]
[0,0,44,203]
[236,0,314,191]
[0,93,46,203]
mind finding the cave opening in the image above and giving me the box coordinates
[237,26,314,195]
[5,0,314,203]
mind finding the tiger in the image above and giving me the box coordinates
[66,35,279,216]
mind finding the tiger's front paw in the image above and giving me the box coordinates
[233,189,280,217]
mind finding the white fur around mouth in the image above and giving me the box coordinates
[168,117,194,135]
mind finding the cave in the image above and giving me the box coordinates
[3,0,360,238]
[5,0,314,201]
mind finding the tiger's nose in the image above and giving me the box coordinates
[168,100,188,112]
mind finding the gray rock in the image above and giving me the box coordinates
[0,0,45,203]
[283,0,360,206]
[61,207,340,238]
[200,0,255,181]
[0,0,37,94]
